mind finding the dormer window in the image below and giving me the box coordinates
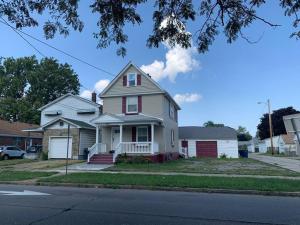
[127,73,137,87]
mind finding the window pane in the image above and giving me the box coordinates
[128,74,136,86]
[127,97,138,113]
[137,127,148,142]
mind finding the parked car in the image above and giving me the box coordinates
[0,146,26,160]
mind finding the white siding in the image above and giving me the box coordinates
[45,121,76,129]
[179,139,239,158]
[217,140,239,158]
[79,129,96,156]
[41,95,100,126]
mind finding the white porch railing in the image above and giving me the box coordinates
[88,143,107,163]
[113,142,159,163]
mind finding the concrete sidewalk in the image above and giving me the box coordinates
[249,153,300,173]
[46,162,113,173]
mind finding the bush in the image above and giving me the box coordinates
[116,154,152,164]
[220,153,227,159]
[40,151,48,160]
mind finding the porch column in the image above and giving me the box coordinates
[120,124,123,144]
[151,123,154,154]
[96,124,99,152]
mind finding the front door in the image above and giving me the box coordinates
[111,127,120,150]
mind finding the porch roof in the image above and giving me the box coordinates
[91,113,163,125]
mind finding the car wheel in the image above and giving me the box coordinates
[3,155,9,160]
[20,154,24,159]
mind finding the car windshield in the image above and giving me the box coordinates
[0,147,3,150]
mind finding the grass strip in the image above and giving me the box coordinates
[40,173,300,192]
[0,159,35,167]
[0,171,57,181]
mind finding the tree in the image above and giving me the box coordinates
[0,56,80,124]
[1,1,300,56]
[203,121,224,127]
[236,126,252,141]
[257,107,299,140]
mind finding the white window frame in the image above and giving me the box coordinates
[127,73,137,87]
[169,103,175,119]
[171,129,175,147]
[137,126,148,142]
[126,96,138,114]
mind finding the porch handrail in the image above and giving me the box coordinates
[88,143,106,163]
[113,143,121,163]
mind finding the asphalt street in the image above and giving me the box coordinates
[0,184,299,225]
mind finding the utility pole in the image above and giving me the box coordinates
[267,99,274,155]
[65,124,70,175]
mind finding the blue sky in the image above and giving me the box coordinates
[0,1,299,135]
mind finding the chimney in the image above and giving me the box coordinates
[91,92,97,103]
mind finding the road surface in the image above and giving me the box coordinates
[0,184,299,225]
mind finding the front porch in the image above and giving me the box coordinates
[88,114,163,163]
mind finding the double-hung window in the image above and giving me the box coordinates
[171,129,175,147]
[137,127,148,142]
[127,73,137,86]
[169,103,175,119]
[126,96,138,113]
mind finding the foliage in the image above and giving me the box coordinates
[0,56,80,124]
[236,126,252,141]
[116,154,152,164]
[1,1,300,56]
[257,107,299,140]
[203,120,224,127]
[41,151,48,161]
[220,153,227,159]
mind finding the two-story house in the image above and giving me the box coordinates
[37,93,101,159]
[88,62,180,163]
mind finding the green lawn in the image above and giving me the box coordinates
[40,173,300,192]
[0,171,56,181]
[0,159,35,167]
[106,158,299,177]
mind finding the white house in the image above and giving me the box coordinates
[179,126,239,158]
[260,134,297,155]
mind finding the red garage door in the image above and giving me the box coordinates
[196,141,217,158]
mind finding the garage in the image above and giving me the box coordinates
[49,137,72,159]
[196,141,217,158]
[179,126,239,158]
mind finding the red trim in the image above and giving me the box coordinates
[138,96,142,113]
[137,74,141,85]
[123,76,127,86]
[132,127,136,142]
[122,97,126,113]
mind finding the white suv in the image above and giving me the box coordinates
[0,146,26,160]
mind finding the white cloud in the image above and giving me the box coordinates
[94,79,110,92]
[80,79,110,103]
[174,93,202,105]
[141,44,200,82]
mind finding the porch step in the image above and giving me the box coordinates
[89,154,113,164]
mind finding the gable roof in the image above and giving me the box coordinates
[0,119,42,138]
[100,62,181,110]
[179,126,237,140]
[281,133,295,145]
[38,93,100,111]
[41,117,95,130]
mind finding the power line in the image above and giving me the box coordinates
[0,19,115,77]
[0,17,46,58]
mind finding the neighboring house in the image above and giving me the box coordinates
[89,62,180,163]
[260,134,297,155]
[33,93,101,159]
[0,119,42,150]
[178,126,238,158]
[283,113,300,156]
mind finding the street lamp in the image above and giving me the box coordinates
[258,99,274,155]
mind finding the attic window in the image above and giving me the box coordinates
[127,73,137,86]
[59,121,64,127]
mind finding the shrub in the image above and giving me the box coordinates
[220,153,227,159]
[40,151,48,160]
[116,154,152,164]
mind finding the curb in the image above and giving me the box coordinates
[34,182,300,197]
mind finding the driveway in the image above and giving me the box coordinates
[249,153,300,173]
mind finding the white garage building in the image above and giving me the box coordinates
[179,126,239,158]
